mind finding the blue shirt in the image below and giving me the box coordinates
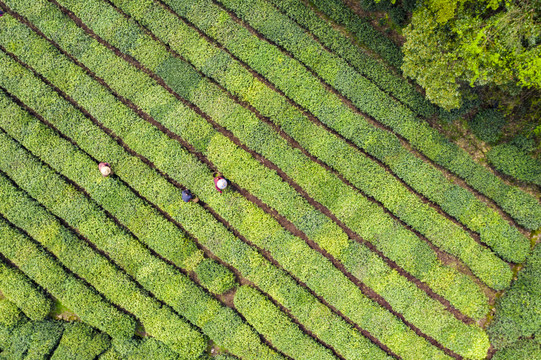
[182,190,193,202]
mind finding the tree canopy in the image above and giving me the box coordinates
[400,0,541,111]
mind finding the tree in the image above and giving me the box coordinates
[401,0,541,111]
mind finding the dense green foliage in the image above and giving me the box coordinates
[0,318,187,360]
[0,4,466,359]
[492,339,541,360]
[487,144,541,186]
[51,322,111,360]
[487,243,541,349]
[194,259,236,295]
[0,0,538,358]
[469,109,506,144]
[402,0,541,111]
[0,27,383,360]
[0,319,64,359]
[0,299,25,328]
[0,259,53,321]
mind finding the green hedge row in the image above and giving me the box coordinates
[0,318,64,359]
[0,216,136,339]
[307,0,403,68]
[8,2,487,358]
[487,243,541,350]
[469,109,506,144]
[51,322,111,360]
[0,83,235,297]
[0,299,25,328]
[0,38,384,360]
[0,102,280,359]
[58,0,494,345]
[108,0,516,295]
[487,144,541,186]
[140,0,530,264]
[100,337,182,360]
[194,259,236,295]
[0,128,207,357]
[266,0,435,117]
[212,0,532,261]
[218,0,541,230]
[158,0,541,232]
[0,7,444,360]
[492,339,541,360]
[234,285,337,360]
[0,258,53,321]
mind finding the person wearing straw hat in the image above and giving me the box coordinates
[98,162,112,177]
[214,176,228,193]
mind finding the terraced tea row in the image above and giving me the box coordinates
[0,4,468,358]
[49,2,494,330]
[135,0,531,265]
[0,258,53,321]
[212,0,541,231]
[0,38,388,360]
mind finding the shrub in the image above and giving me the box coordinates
[487,144,541,186]
[0,259,53,321]
[0,299,25,328]
[492,339,541,360]
[469,109,506,144]
[51,322,111,360]
[195,259,236,294]
[488,243,541,349]
[1,320,64,359]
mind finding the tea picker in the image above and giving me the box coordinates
[214,175,228,193]
[182,189,200,203]
[98,162,112,177]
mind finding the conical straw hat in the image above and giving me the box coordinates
[217,178,227,189]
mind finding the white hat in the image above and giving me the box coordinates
[100,166,111,176]
[217,178,228,190]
